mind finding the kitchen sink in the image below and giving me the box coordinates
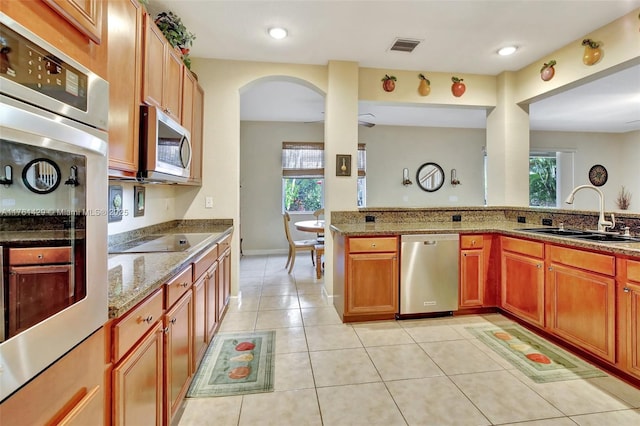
[518,227,590,236]
[518,228,640,243]
[572,234,640,243]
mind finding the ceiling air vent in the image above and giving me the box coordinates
[389,38,421,53]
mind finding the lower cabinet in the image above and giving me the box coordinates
[339,236,399,322]
[164,290,193,422]
[217,236,232,321]
[112,322,164,426]
[500,237,545,327]
[618,258,640,379]
[546,245,616,363]
[192,273,207,367]
[0,327,106,425]
[459,235,485,307]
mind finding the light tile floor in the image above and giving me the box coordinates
[176,254,640,426]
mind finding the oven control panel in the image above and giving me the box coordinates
[0,21,88,111]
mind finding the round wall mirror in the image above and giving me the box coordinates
[22,158,61,194]
[416,162,445,192]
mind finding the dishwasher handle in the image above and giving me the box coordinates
[423,240,438,245]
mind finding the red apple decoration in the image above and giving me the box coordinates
[381,74,397,92]
[451,76,465,97]
[540,60,556,81]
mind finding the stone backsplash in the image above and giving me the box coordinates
[331,207,640,236]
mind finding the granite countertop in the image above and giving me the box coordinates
[330,221,640,257]
[0,230,85,244]
[108,223,233,319]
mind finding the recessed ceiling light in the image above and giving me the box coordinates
[497,46,517,56]
[268,27,288,40]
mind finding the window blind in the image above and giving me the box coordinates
[281,142,367,177]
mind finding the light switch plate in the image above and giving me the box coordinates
[108,185,123,222]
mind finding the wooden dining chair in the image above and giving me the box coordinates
[283,212,317,273]
[313,208,325,243]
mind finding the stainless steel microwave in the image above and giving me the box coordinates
[139,105,192,183]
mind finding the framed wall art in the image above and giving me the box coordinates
[336,154,351,177]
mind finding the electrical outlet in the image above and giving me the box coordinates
[452,215,461,222]
[365,215,375,223]
[205,196,213,208]
[517,216,526,223]
[542,218,553,226]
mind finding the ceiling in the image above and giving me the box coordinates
[148,1,640,132]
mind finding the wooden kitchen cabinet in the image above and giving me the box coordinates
[43,0,103,44]
[619,258,640,379]
[112,322,164,426]
[107,0,143,177]
[335,236,399,322]
[501,236,545,327]
[164,290,193,423]
[0,327,106,425]
[110,288,164,426]
[217,236,232,320]
[142,13,183,123]
[459,235,485,307]
[183,70,205,185]
[192,243,218,365]
[546,245,616,363]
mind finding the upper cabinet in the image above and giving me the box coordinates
[107,0,143,177]
[142,13,183,123]
[182,69,204,185]
[2,0,107,77]
[42,0,103,44]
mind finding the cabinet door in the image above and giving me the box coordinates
[181,69,195,132]
[142,14,165,110]
[164,291,193,423]
[346,252,398,315]
[547,263,615,363]
[163,47,184,121]
[460,249,484,307]
[192,274,207,368]
[113,323,163,426]
[620,280,640,378]
[501,251,545,327]
[206,262,219,341]
[43,0,103,44]
[189,82,204,185]
[107,0,142,175]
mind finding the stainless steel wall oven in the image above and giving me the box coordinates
[0,13,108,402]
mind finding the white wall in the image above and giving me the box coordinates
[107,183,177,234]
[240,121,324,253]
[530,130,637,213]
[362,125,486,207]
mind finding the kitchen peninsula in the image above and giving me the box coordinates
[330,206,640,387]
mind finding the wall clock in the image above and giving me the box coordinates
[588,164,608,186]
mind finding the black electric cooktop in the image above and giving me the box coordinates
[108,233,212,254]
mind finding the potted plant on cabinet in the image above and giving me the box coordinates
[154,11,196,69]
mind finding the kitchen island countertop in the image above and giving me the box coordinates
[330,220,640,257]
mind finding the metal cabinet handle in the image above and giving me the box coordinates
[548,267,553,271]
[537,264,542,268]
[471,240,476,246]
[371,243,376,248]
[37,254,44,259]
[170,318,177,325]
[463,253,467,257]
[142,315,153,323]
[163,327,170,334]
[180,281,189,288]
[623,287,631,293]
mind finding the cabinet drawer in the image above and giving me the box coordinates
[349,237,398,253]
[548,245,614,276]
[193,244,218,281]
[218,235,231,256]
[501,236,544,259]
[460,235,484,249]
[112,288,163,362]
[9,246,72,265]
[165,265,193,308]
[628,259,640,283]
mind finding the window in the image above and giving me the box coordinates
[529,152,557,207]
[281,142,366,212]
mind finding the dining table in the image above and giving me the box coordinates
[294,219,325,233]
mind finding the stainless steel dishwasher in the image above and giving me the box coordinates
[400,234,459,316]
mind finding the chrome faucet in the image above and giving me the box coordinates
[565,184,615,233]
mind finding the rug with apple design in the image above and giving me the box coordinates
[187,330,275,397]
[466,324,606,383]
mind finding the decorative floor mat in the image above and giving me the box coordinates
[187,330,275,397]
[466,323,607,383]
